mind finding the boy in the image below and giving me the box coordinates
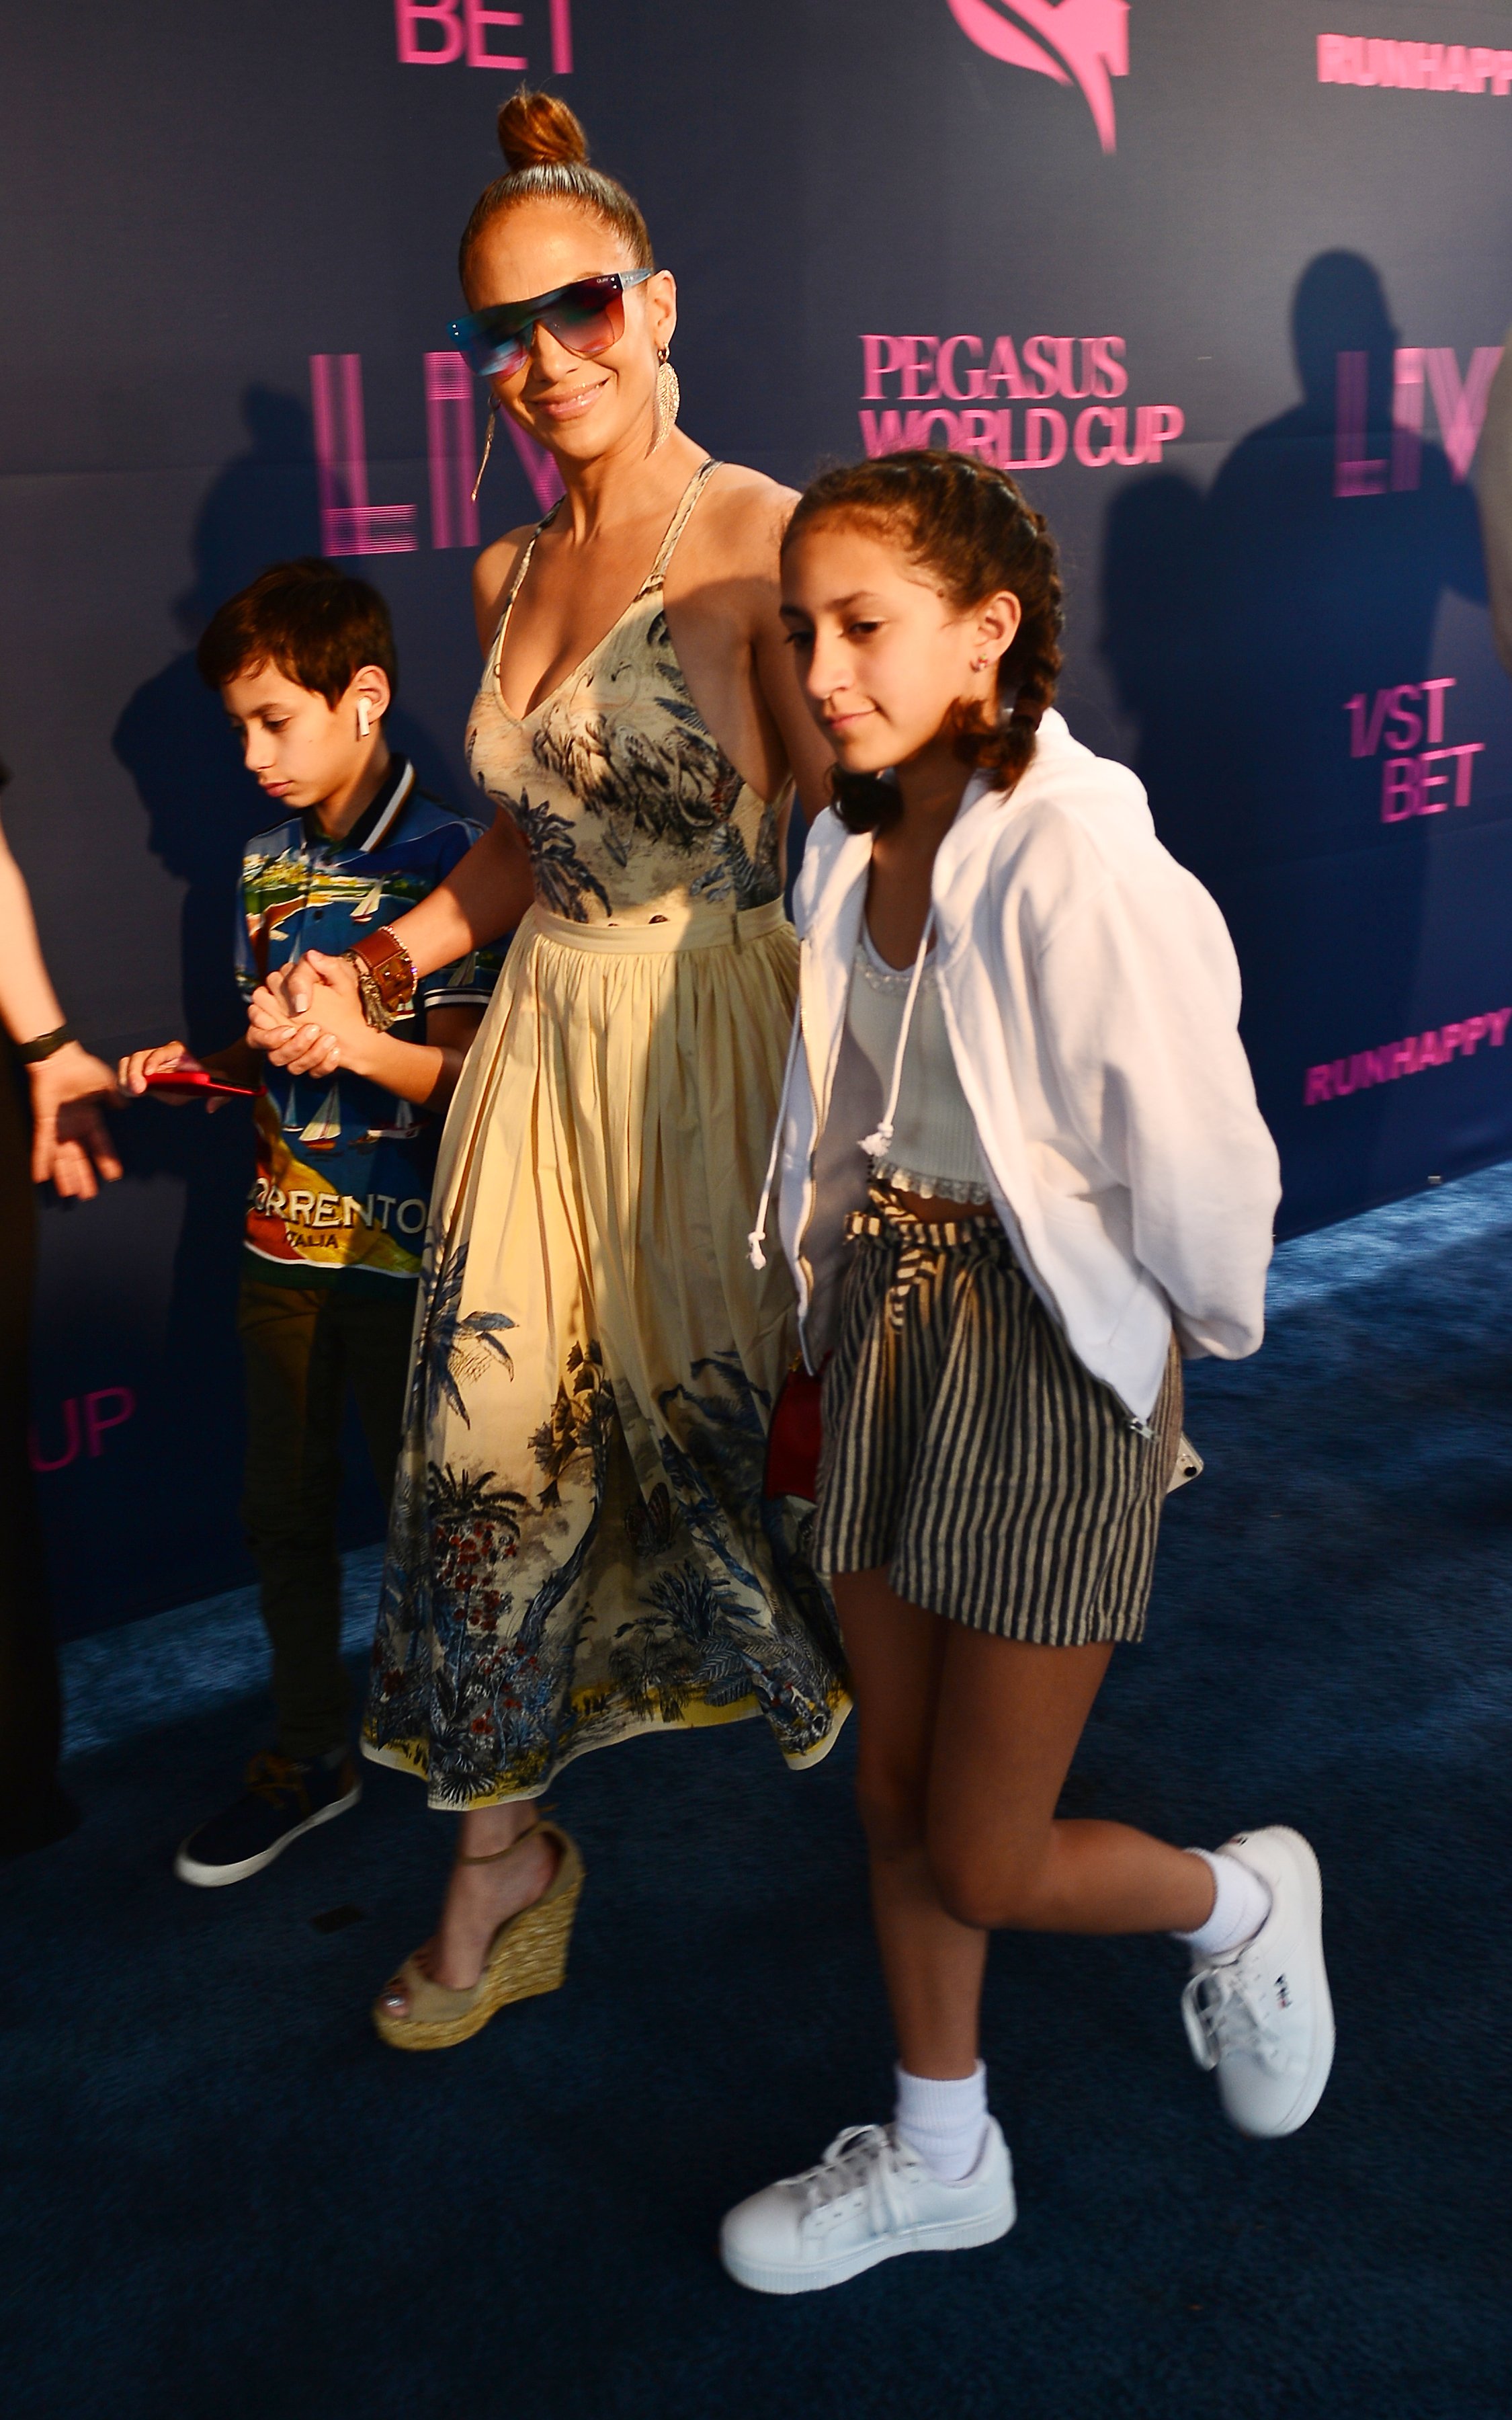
[120,559,500,1885]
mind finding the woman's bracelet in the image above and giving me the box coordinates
[15,1021,78,1065]
[345,928,417,1032]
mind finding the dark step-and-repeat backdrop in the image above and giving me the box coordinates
[2,2,1509,1634]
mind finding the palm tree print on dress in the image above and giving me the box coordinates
[409,1238,515,1430]
[529,1340,613,1507]
[531,614,747,866]
[367,1322,845,1798]
[624,1480,679,1556]
[511,793,612,923]
[608,1562,766,1721]
[689,795,782,910]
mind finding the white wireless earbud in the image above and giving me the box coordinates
[357,698,372,739]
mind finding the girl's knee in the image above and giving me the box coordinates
[931,1831,1048,1931]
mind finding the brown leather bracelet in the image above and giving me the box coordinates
[346,926,417,1031]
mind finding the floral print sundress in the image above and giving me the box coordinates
[364,460,849,1804]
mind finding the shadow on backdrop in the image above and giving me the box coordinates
[1102,251,1487,1228]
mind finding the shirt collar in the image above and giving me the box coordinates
[301,756,414,857]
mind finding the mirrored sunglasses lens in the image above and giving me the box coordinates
[541,287,625,358]
[478,335,530,377]
[542,307,615,357]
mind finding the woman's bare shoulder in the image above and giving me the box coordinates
[695,462,800,564]
[471,524,537,651]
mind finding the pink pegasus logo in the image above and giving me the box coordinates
[946,0,1129,151]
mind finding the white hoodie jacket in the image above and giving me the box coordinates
[754,711,1281,1422]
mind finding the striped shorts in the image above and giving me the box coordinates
[811,1189,1185,1645]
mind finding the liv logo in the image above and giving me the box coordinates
[946,0,1129,151]
[308,353,562,556]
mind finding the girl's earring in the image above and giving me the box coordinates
[470,399,499,504]
[651,347,680,451]
[357,698,372,739]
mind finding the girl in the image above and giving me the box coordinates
[252,91,847,2046]
[721,451,1331,2295]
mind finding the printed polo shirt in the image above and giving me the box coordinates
[233,756,501,1289]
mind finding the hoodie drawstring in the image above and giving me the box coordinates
[857,907,937,1162]
[748,1001,805,1271]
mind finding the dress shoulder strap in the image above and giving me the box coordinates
[489,510,558,665]
[636,458,722,598]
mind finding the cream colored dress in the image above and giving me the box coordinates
[364,462,848,1805]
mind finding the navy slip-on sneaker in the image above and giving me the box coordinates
[174,1750,360,1888]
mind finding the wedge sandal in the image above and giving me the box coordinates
[372,1820,585,2050]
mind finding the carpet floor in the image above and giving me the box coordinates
[5,1171,1511,2420]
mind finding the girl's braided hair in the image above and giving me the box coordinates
[783,449,1064,834]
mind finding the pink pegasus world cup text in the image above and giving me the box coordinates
[859,334,1181,472]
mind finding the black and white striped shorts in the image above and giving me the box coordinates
[811,1189,1184,1645]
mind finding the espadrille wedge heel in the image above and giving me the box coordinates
[372,1821,585,2050]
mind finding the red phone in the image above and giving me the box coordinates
[142,1061,263,1100]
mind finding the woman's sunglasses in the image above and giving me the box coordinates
[450,268,655,382]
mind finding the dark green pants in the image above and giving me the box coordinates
[237,1275,416,1761]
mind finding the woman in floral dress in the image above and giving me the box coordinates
[255,91,847,2042]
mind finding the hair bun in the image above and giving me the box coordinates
[497,89,589,172]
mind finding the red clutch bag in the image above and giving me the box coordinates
[763,1361,825,1500]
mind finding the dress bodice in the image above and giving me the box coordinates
[465,459,786,924]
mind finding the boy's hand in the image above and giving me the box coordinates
[116,1040,235,1113]
[119,1039,194,1098]
[250,952,363,1079]
[31,1041,122,1199]
[247,987,339,1078]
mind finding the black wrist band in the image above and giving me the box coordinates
[15,1022,77,1065]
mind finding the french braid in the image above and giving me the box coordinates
[784,449,1064,834]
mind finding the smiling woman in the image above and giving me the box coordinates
[251,87,849,2051]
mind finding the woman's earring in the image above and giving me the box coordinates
[470,399,499,504]
[357,698,372,739]
[651,348,680,451]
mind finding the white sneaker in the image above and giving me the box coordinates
[1181,1824,1335,2138]
[719,2119,1015,2296]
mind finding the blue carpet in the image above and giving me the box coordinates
[5,1170,1511,2419]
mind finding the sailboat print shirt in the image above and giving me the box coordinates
[233,756,501,1290]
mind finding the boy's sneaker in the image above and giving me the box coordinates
[719,2119,1015,2296]
[1181,1824,1334,2138]
[174,1750,360,1888]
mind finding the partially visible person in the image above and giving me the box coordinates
[720,452,1327,2297]
[119,560,499,1888]
[0,766,122,1855]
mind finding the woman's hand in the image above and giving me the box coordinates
[32,1041,122,1199]
[249,951,366,1080]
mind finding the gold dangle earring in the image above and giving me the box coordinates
[651,346,680,451]
[471,399,499,504]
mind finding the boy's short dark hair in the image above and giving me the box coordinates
[196,558,398,707]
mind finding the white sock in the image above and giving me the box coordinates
[894,2060,989,2182]
[1173,1847,1273,1956]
